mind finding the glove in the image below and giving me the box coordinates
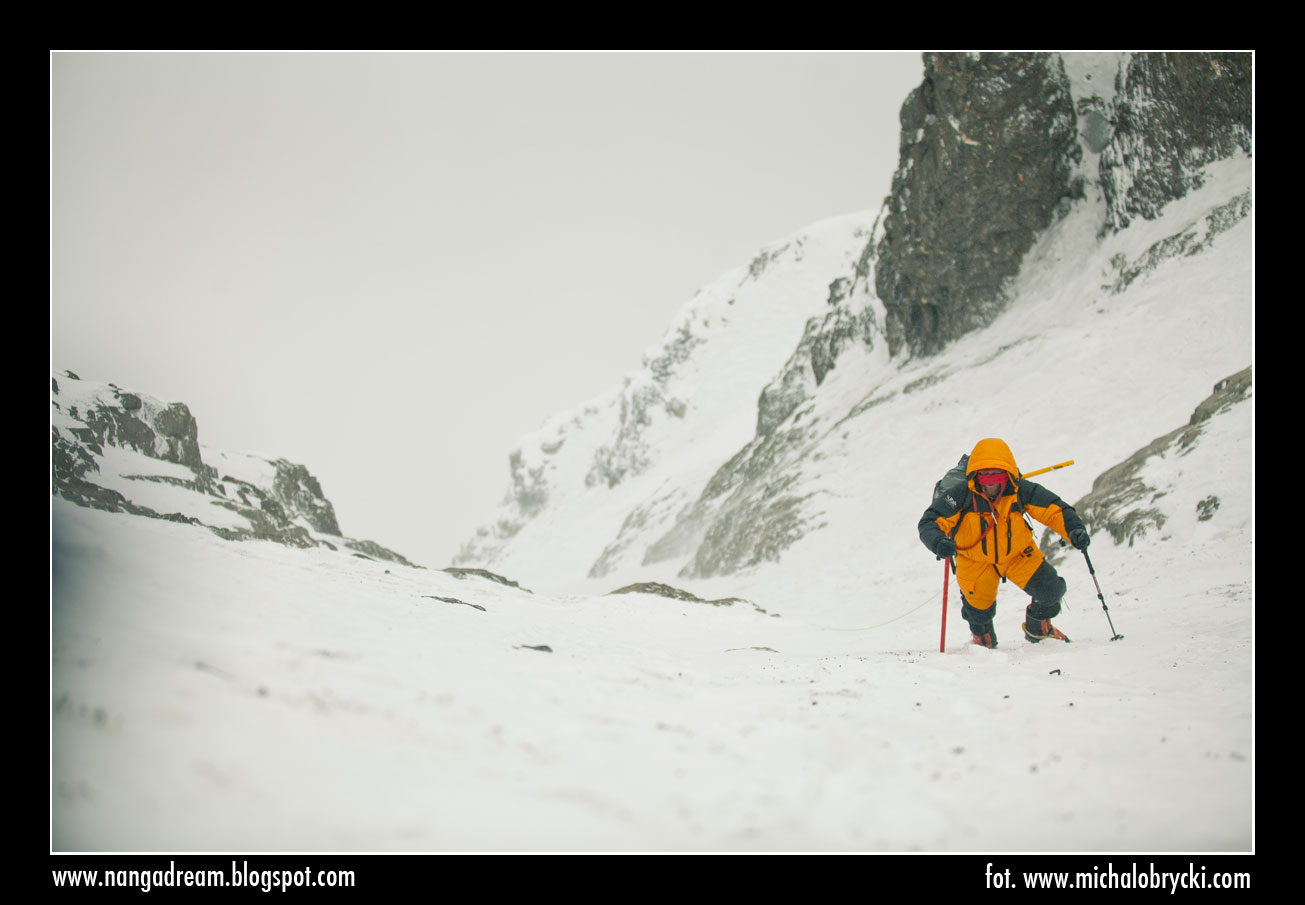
[934,538,957,559]
[1070,527,1090,549]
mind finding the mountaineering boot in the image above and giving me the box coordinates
[1023,617,1069,643]
[962,597,996,648]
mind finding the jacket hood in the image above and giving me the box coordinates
[966,438,1020,478]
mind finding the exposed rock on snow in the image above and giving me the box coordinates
[50,370,416,567]
[421,594,487,612]
[441,566,532,592]
[607,581,775,616]
[1104,190,1252,293]
[1043,367,1252,557]
[1098,53,1252,234]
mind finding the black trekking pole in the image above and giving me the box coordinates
[1082,549,1123,641]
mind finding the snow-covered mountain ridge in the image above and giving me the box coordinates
[453,210,885,585]
[453,178,1251,606]
[452,53,1252,603]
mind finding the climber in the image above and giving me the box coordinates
[918,438,1090,648]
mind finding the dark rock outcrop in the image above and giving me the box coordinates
[755,296,881,438]
[875,52,1082,359]
[607,581,773,615]
[56,383,212,483]
[51,370,415,566]
[644,416,821,580]
[441,567,531,592]
[271,460,341,536]
[52,373,219,508]
[1098,53,1252,234]
[873,51,1251,360]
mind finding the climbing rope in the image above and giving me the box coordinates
[811,587,942,632]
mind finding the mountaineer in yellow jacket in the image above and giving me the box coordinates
[918,438,1091,648]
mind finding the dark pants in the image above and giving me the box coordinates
[961,561,1065,634]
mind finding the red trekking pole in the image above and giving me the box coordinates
[939,557,951,652]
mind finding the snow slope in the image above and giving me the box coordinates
[453,211,880,584]
[50,444,1251,853]
[50,155,1252,852]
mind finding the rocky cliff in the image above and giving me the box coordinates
[874,51,1251,360]
[51,371,416,566]
[874,52,1082,359]
[1097,53,1252,234]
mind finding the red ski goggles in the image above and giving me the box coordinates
[974,469,1009,490]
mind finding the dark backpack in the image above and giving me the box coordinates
[932,454,970,510]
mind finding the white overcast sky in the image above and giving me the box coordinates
[50,51,925,566]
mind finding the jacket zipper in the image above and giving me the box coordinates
[976,492,999,567]
[977,492,1013,564]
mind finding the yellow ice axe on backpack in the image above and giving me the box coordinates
[1022,460,1074,479]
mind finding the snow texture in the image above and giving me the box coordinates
[51,146,1251,852]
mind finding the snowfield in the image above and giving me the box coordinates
[51,151,1252,853]
[51,468,1250,853]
